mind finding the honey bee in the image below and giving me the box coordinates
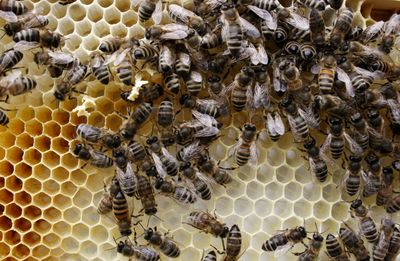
[265,111,285,142]
[174,51,191,78]
[157,98,174,128]
[116,240,160,260]
[252,0,280,11]
[362,152,381,198]
[97,178,119,215]
[321,117,363,160]
[112,147,128,171]
[348,113,369,151]
[76,124,121,150]
[157,44,175,74]
[309,8,325,47]
[54,64,88,101]
[0,0,28,15]
[136,174,157,215]
[297,0,326,10]
[121,83,163,104]
[294,230,323,261]
[196,151,232,185]
[180,162,212,200]
[99,37,125,54]
[359,21,384,44]
[154,177,197,205]
[90,52,112,85]
[2,11,48,37]
[168,4,207,36]
[330,8,353,48]
[228,66,254,112]
[202,250,217,261]
[281,96,309,142]
[112,184,133,237]
[119,102,153,140]
[164,72,180,95]
[325,233,349,261]
[125,139,146,164]
[13,29,64,50]
[376,166,394,207]
[222,224,242,261]
[0,109,9,126]
[143,227,180,258]
[186,71,203,97]
[343,155,362,197]
[132,0,163,24]
[314,94,356,120]
[350,199,378,244]
[262,226,307,256]
[339,225,370,261]
[314,55,336,94]
[281,62,303,92]
[146,24,189,42]
[386,194,400,214]
[115,54,134,86]
[200,26,223,49]
[373,218,394,261]
[33,50,77,78]
[328,0,344,9]
[141,158,158,177]
[0,70,36,101]
[385,226,400,261]
[302,137,329,182]
[185,211,229,240]
[0,49,23,75]
[147,136,178,177]
[116,162,137,197]
[231,123,257,166]
[180,94,223,119]
[72,143,113,168]
[379,13,400,54]
[133,42,159,61]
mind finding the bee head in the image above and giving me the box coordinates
[220,226,229,238]
[244,123,256,131]
[350,199,362,209]
[350,113,362,124]
[349,155,361,162]
[179,162,191,171]
[326,233,335,240]
[154,178,164,190]
[298,226,307,237]
[144,228,154,240]
[304,137,316,150]
[54,90,66,101]
[313,232,323,242]
[383,166,393,175]
[116,241,125,253]
[72,143,83,155]
[208,75,220,83]
[146,136,158,145]
[145,207,157,215]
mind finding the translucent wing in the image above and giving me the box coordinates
[168,4,194,24]
[152,0,163,24]
[114,48,131,66]
[161,31,188,40]
[387,99,400,122]
[249,142,258,165]
[190,71,202,82]
[257,45,269,65]
[239,17,261,39]
[362,21,384,42]
[161,23,189,32]
[247,43,259,65]
[384,13,400,36]
[192,110,218,127]
[49,51,75,64]
[354,66,384,80]
[287,115,304,141]
[131,0,141,8]
[248,5,275,28]
[298,106,319,129]
[151,152,167,178]
[221,22,229,42]
[344,132,363,155]
[178,52,191,66]
[91,55,102,68]
[287,13,309,31]
[194,126,219,137]
[274,243,293,257]
[13,41,40,51]
[274,113,285,135]
[253,82,270,109]
[336,67,354,97]
[0,70,21,87]
[228,138,242,158]
[179,141,204,162]
[320,134,332,155]
[0,10,17,22]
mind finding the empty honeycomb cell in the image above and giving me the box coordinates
[114,0,130,12]
[43,207,62,223]
[17,107,35,122]
[69,169,87,185]
[42,151,60,168]
[93,21,111,38]
[303,182,322,202]
[24,178,41,195]
[331,202,349,221]
[266,147,284,166]
[0,242,10,257]
[4,230,21,245]
[60,153,78,170]
[254,199,272,217]
[65,34,82,52]
[88,3,104,22]
[192,233,212,249]
[72,223,90,241]
[31,246,50,259]
[0,189,13,205]
[104,114,122,131]
[121,11,138,26]
[276,165,293,184]
[63,207,81,224]
[22,232,40,247]
[0,216,12,232]
[322,219,340,235]
[15,191,32,207]
[81,207,100,226]
[68,3,86,21]
[0,131,16,148]
[12,244,30,259]
[243,215,261,234]
[0,161,13,177]
[43,122,61,138]
[23,206,42,221]
[237,165,256,182]
[323,183,341,202]
[265,182,283,200]
[284,182,302,201]
[5,176,22,192]
[33,164,50,181]
[234,197,253,217]
[163,211,182,230]
[51,137,69,154]
[33,192,51,209]
[96,97,114,116]
[14,217,32,233]
[61,237,80,252]
[256,164,275,183]
[87,111,105,127]
[33,219,51,235]
[246,181,263,200]
[295,165,312,184]
[0,147,4,160]
[58,18,75,36]
[274,199,292,218]
[16,134,34,150]
[285,149,304,168]
[225,179,245,198]
[53,221,70,237]
[6,119,24,137]
[83,36,100,51]
[114,100,128,115]
[34,136,50,152]
[90,225,108,244]
[129,23,145,38]
[43,180,60,195]
[43,233,60,248]
[61,181,78,196]
[262,216,282,234]
[53,194,72,211]
[6,146,23,164]
[61,124,76,141]
[111,23,128,37]
[52,110,70,126]
[313,201,330,220]
[60,98,78,113]
[73,188,92,208]
[25,119,43,136]
[76,20,92,37]
[88,82,105,98]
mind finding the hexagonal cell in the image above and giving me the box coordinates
[23,148,42,166]
[265,182,283,200]
[43,233,60,248]
[33,164,50,181]
[43,207,61,223]
[33,219,51,234]
[5,230,21,245]
[53,194,72,210]
[87,111,105,127]
[313,201,331,220]
[12,243,30,259]
[0,160,14,177]
[64,207,81,224]
[6,146,23,164]
[284,182,302,201]
[16,133,34,149]
[70,169,87,185]
[0,216,12,231]
[254,198,273,218]
[266,147,284,166]
[34,136,50,153]
[274,199,292,218]
[43,122,61,138]
[104,114,123,132]
[332,202,349,222]
[0,188,13,204]
[22,231,40,247]
[7,118,25,136]
[303,182,322,202]
[237,165,256,182]
[34,191,51,209]
[25,119,43,136]
[0,242,10,257]
[15,162,32,179]
[82,207,100,226]
[35,107,52,123]
[53,221,71,237]
[234,197,253,217]
[295,165,312,184]
[14,217,32,233]
[256,164,275,184]
[276,165,294,184]
[0,131,16,148]
[58,18,74,35]
[263,216,282,235]
[192,232,212,249]
[32,245,50,259]
[15,191,32,206]
[225,179,245,199]
[246,181,263,200]
[61,181,78,196]
[73,188,93,209]
[52,110,70,125]
[5,175,22,192]
[72,223,89,241]
[90,225,108,244]
[42,151,60,168]
[243,214,261,234]
[61,237,80,252]
[43,180,60,195]
[96,97,114,116]
[323,183,341,202]
[68,3,86,21]
[5,203,22,218]
[87,82,105,98]
[24,205,42,221]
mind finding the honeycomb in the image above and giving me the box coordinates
[0,0,399,260]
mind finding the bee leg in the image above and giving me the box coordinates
[211,244,225,255]
[291,251,304,256]
[80,162,88,169]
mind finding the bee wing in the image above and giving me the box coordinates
[161,31,188,40]
[246,82,255,110]
[257,45,269,65]
[228,138,242,158]
[168,4,194,24]
[23,15,48,29]
[131,0,141,7]
[90,55,102,68]
[274,243,294,257]
[180,141,204,162]
[221,22,229,43]
[343,132,363,155]
[320,133,332,155]
[273,113,285,135]
[360,170,368,182]
[253,82,270,110]
[114,48,131,66]
[248,5,276,29]
[310,64,320,75]
[319,148,339,171]
[161,147,178,164]
[13,41,40,51]
[0,10,17,22]
[194,126,219,137]
[239,17,261,39]
[273,66,286,93]
[48,51,75,64]
[196,170,218,187]
[354,66,384,80]
[336,67,354,97]
[0,70,21,87]
[287,13,309,31]
[384,13,400,36]
[249,141,258,165]
[192,110,218,127]
[298,106,319,129]
[190,70,202,82]
[361,21,384,42]
[387,99,400,122]
[152,0,163,25]
[178,52,191,66]
[287,115,303,141]
[246,43,259,66]
[151,152,167,178]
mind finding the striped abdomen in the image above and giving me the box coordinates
[13,28,40,42]
[160,239,180,257]
[330,136,344,159]
[226,23,243,58]
[262,234,288,251]
[231,87,247,111]
[138,1,156,23]
[318,68,335,94]
[112,190,129,221]
[360,217,378,243]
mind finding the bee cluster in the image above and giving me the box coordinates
[1,0,400,260]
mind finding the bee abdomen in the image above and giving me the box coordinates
[236,145,250,166]
[330,138,344,159]
[175,186,196,204]
[164,73,180,94]
[93,65,110,84]
[313,160,328,182]
[112,191,129,221]
[318,68,335,93]
[262,236,288,251]
[232,89,247,112]
[13,28,40,42]
[346,174,360,196]
[0,110,10,125]
[138,1,156,23]
[194,179,211,200]
[160,241,180,257]
[386,195,400,213]
[360,218,378,243]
